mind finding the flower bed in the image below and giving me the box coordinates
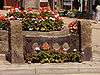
[7,7,64,31]
[22,7,64,31]
[0,15,10,30]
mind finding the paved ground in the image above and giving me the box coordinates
[0,62,100,75]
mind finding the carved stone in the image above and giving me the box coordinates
[53,43,60,51]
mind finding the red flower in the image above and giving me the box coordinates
[68,21,77,31]
[0,15,5,20]
[39,7,52,13]
[28,8,33,11]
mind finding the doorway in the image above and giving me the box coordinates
[0,0,4,9]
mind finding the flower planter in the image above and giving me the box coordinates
[0,19,92,63]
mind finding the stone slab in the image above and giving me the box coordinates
[0,63,100,74]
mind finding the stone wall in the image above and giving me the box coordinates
[0,30,8,54]
[23,31,79,54]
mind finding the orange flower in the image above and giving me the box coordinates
[41,42,50,50]
[38,16,42,19]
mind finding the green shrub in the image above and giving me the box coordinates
[25,50,82,64]
[0,20,10,30]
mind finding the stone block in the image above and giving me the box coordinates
[80,20,92,61]
[9,20,25,63]
[0,30,8,53]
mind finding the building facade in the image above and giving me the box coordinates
[0,0,93,13]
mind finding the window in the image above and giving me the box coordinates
[63,0,73,10]
[40,0,48,7]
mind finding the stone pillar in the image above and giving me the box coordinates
[80,20,92,61]
[92,23,100,62]
[0,30,8,53]
[10,20,24,63]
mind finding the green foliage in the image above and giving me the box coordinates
[0,21,5,29]
[22,13,64,31]
[59,10,68,17]
[7,12,24,19]
[6,7,64,31]
[63,52,81,62]
[59,9,92,19]
[25,50,82,64]
[75,12,92,19]
[0,20,10,30]
[67,9,78,18]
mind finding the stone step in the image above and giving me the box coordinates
[0,54,10,64]
[0,54,6,61]
[0,60,10,65]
